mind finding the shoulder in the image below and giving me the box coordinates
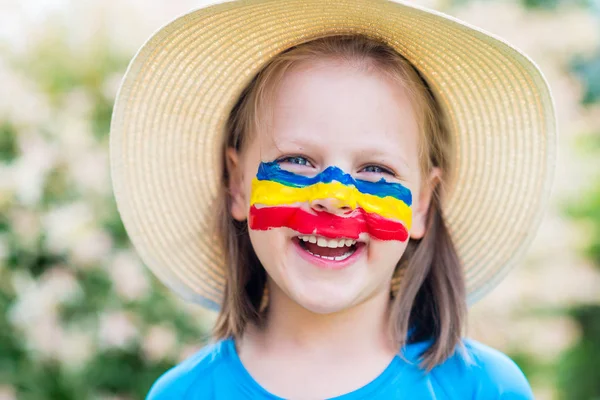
[431,338,534,399]
[146,338,232,399]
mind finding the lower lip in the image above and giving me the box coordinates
[292,237,365,270]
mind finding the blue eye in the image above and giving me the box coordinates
[362,165,394,175]
[279,156,312,167]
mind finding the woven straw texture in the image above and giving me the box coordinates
[110,0,557,310]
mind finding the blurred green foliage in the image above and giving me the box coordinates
[561,137,600,398]
[517,0,596,10]
[566,178,600,265]
[557,305,600,399]
[0,2,599,399]
[485,0,600,396]
[558,5,600,399]
[14,28,123,142]
[572,54,600,105]
[451,0,600,397]
[0,122,18,162]
[0,24,209,400]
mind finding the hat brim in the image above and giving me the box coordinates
[110,0,557,309]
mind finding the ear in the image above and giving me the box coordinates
[226,147,248,221]
[409,167,441,240]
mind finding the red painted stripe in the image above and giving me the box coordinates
[249,206,409,242]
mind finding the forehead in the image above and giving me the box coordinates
[259,59,421,162]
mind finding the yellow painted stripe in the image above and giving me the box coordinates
[250,179,412,229]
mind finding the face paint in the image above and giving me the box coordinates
[249,206,409,241]
[249,161,413,241]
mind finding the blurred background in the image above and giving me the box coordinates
[0,0,598,399]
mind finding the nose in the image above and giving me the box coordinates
[310,196,355,215]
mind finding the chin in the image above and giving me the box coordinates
[298,300,353,315]
[288,284,360,315]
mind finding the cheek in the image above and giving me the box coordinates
[247,228,287,273]
[368,238,409,271]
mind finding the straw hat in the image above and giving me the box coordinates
[110,0,556,310]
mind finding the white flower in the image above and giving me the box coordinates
[0,234,8,269]
[7,275,70,360]
[56,113,95,154]
[98,311,139,349]
[10,134,59,206]
[8,208,41,248]
[0,385,17,400]
[63,88,94,119]
[43,201,95,254]
[56,329,95,368]
[71,228,113,267]
[27,315,66,359]
[8,267,81,330]
[9,278,53,330]
[107,250,150,301]
[42,267,82,303]
[142,325,177,362]
[0,60,51,127]
[67,147,111,195]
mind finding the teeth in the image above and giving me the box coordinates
[304,248,355,261]
[298,235,356,248]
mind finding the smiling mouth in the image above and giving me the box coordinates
[294,234,365,261]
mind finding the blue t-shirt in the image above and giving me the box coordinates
[147,337,533,399]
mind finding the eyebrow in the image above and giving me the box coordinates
[273,138,412,172]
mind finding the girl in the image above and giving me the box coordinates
[110,0,556,398]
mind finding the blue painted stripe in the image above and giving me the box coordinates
[256,161,412,206]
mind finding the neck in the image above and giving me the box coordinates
[245,278,397,360]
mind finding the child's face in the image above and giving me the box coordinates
[228,59,438,314]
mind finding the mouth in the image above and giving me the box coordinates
[292,234,366,269]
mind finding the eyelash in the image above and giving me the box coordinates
[278,156,395,177]
[277,156,313,167]
[361,165,395,176]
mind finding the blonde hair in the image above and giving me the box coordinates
[214,35,466,371]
